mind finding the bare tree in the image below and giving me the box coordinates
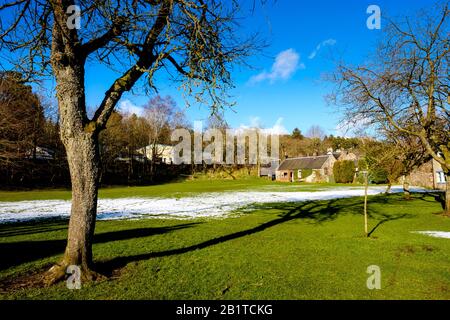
[0,0,259,283]
[305,125,326,156]
[306,125,326,140]
[143,95,181,178]
[99,111,128,182]
[206,109,228,130]
[362,135,429,196]
[122,113,149,182]
[331,3,450,213]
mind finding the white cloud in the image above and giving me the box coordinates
[118,99,144,116]
[238,117,288,135]
[249,49,304,84]
[264,117,288,135]
[308,39,336,59]
[249,116,263,128]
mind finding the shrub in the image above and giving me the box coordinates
[358,158,368,171]
[333,160,355,183]
[369,167,389,184]
[333,161,342,183]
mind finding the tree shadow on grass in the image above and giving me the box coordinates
[367,213,410,237]
[0,219,68,238]
[98,195,414,274]
[0,222,200,271]
[1,193,419,277]
[414,191,446,210]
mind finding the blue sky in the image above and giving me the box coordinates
[43,0,436,136]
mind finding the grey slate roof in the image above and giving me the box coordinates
[332,152,341,159]
[277,155,330,170]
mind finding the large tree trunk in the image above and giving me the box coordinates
[45,47,104,282]
[45,133,102,284]
[65,134,100,267]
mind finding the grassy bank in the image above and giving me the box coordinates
[1,193,449,299]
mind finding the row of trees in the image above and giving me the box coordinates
[280,126,361,158]
[3,74,371,188]
[0,72,188,187]
[0,72,45,164]
[0,72,69,186]
[100,95,188,183]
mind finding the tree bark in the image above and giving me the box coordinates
[385,181,392,194]
[65,134,99,267]
[45,132,102,283]
[403,180,411,200]
[364,173,369,237]
[45,46,103,282]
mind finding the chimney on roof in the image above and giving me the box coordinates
[284,152,288,160]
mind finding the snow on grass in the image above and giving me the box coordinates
[0,185,432,224]
[412,231,450,239]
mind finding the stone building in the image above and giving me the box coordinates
[276,154,336,183]
[405,158,447,190]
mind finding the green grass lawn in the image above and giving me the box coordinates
[0,178,365,202]
[1,192,449,299]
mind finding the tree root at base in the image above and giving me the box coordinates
[43,262,107,287]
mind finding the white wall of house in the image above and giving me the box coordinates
[136,144,175,164]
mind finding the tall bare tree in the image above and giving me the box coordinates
[305,125,326,156]
[330,3,450,213]
[0,0,258,283]
[143,95,181,178]
[306,125,326,140]
[122,113,150,182]
[362,135,429,196]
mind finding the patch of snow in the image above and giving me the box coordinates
[412,231,450,239]
[0,185,432,224]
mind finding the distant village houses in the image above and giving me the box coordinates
[404,158,447,191]
[276,148,358,182]
[276,154,335,183]
[258,158,280,180]
[275,149,359,183]
[274,146,447,190]
[135,144,175,164]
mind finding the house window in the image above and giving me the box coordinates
[436,171,446,184]
[298,170,302,179]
